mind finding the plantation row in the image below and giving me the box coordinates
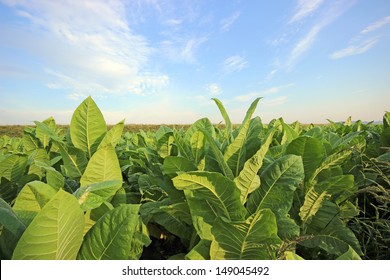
[0,97,389,260]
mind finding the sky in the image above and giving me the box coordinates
[0,0,389,125]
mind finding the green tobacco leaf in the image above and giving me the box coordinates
[70,96,107,158]
[304,200,362,256]
[185,118,216,140]
[12,189,84,260]
[234,129,275,203]
[28,148,50,179]
[98,119,124,149]
[190,130,205,166]
[157,132,174,158]
[307,150,352,189]
[280,118,299,145]
[224,97,262,176]
[247,155,304,216]
[73,180,123,211]
[163,156,197,177]
[336,245,361,260]
[284,251,305,260]
[173,171,246,239]
[0,154,28,182]
[34,118,62,146]
[33,160,63,190]
[383,111,390,129]
[210,209,282,260]
[141,201,193,241]
[300,234,361,258]
[80,145,122,187]
[173,131,192,160]
[203,130,234,179]
[13,181,58,226]
[186,240,211,260]
[57,144,88,179]
[300,175,355,226]
[286,136,324,181]
[0,197,26,238]
[77,204,145,260]
[212,98,233,144]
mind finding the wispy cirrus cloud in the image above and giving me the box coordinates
[235,83,294,102]
[330,37,379,59]
[221,55,248,75]
[160,36,208,64]
[220,11,240,32]
[361,15,390,34]
[330,15,390,60]
[283,0,356,69]
[289,0,324,23]
[0,0,169,99]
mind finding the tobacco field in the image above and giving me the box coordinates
[0,96,389,260]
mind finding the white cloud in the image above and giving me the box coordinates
[287,25,322,68]
[263,96,288,107]
[289,0,324,23]
[222,55,248,74]
[361,15,390,34]
[164,19,183,26]
[160,36,208,64]
[206,83,221,95]
[220,11,240,32]
[285,0,355,69]
[330,37,379,59]
[235,83,294,102]
[0,0,168,97]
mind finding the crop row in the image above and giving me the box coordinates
[0,97,389,260]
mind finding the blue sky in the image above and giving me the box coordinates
[0,0,389,125]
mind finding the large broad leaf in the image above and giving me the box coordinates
[28,148,50,179]
[13,181,58,226]
[302,200,362,256]
[212,98,233,144]
[173,131,192,160]
[32,160,63,190]
[286,136,324,181]
[80,145,122,187]
[210,209,282,260]
[246,155,304,216]
[306,149,352,190]
[185,118,216,140]
[0,197,26,238]
[97,119,124,149]
[73,180,123,211]
[0,154,28,182]
[203,131,234,179]
[280,118,299,145]
[77,204,147,260]
[224,97,262,176]
[56,143,88,179]
[190,130,206,167]
[172,171,246,239]
[234,129,275,203]
[70,96,107,158]
[185,240,211,260]
[35,117,56,148]
[34,118,63,147]
[163,156,197,177]
[300,175,355,226]
[336,246,361,260]
[141,200,193,241]
[12,189,84,260]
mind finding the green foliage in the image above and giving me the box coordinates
[0,96,388,260]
